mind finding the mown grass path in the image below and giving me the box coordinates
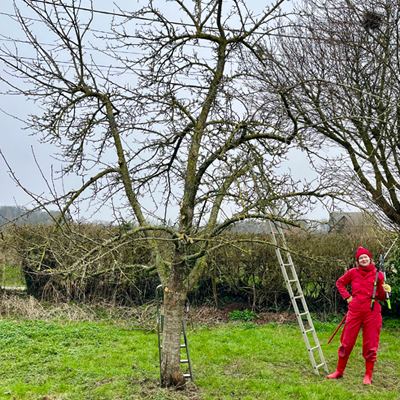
[0,319,399,399]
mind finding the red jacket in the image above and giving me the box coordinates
[337,264,386,312]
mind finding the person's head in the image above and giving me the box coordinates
[355,247,372,267]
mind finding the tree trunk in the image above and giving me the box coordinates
[160,279,187,388]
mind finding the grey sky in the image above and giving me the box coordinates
[0,0,347,223]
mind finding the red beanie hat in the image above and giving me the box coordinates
[355,246,372,261]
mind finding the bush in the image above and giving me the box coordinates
[2,221,394,318]
[386,243,400,318]
[228,310,259,322]
[5,223,159,305]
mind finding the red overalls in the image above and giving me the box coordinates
[336,264,386,362]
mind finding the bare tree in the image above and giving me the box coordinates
[0,0,331,387]
[268,0,400,228]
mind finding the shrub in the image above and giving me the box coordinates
[2,221,394,318]
[5,223,159,305]
[386,243,400,318]
[228,310,259,322]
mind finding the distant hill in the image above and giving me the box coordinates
[0,206,59,226]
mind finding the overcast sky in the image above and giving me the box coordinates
[0,0,139,221]
[0,1,346,223]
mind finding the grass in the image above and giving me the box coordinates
[1,264,26,288]
[0,311,399,400]
[0,319,159,400]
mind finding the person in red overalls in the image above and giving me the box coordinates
[327,247,391,385]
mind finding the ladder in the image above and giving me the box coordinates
[267,220,329,375]
[156,285,194,381]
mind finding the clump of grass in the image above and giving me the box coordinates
[228,310,259,322]
[1,264,26,287]
[383,318,400,329]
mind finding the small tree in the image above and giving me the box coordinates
[0,0,331,386]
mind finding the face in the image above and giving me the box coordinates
[358,254,371,267]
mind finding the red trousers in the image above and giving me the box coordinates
[338,308,382,362]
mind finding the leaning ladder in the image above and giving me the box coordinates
[267,220,329,375]
[156,285,194,381]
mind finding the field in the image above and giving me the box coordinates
[0,264,26,289]
[0,300,399,400]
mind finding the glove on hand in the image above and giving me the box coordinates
[346,296,353,304]
[383,284,391,293]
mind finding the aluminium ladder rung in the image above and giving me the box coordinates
[293,295,303,300]
[298,312,307,316]
[158,353,190,363]
[183,373,191,378]
[159,344,187,348]
[308,346,319,352]
[315,363,325,369]
[304,328,314,334]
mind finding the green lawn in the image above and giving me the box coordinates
[0,317,399,399]
[1,265,26,288]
